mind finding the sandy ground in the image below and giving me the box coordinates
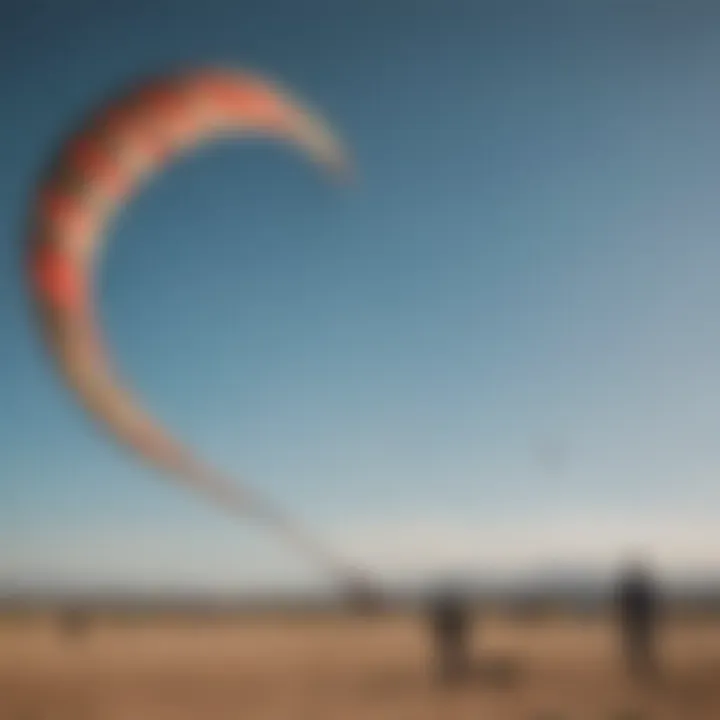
[1,613,719,719]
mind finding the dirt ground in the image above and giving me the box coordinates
[0,613,718,719]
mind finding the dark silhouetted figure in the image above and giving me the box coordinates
[616,562,659,680]
[343,575,386,615]
[429,587,472,685]
[59,607,91,641]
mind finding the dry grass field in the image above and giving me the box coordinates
[1,612,719,719]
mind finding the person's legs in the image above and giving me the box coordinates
[447,629,471,684]
[637,621,657,678]
[625,619,655,679]
[435,631,461,685]
[455,631,470,679]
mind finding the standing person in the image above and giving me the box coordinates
[615,560,660,680]
[428,585,473,685]
[58,606,91,641]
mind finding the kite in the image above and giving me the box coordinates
[25,67,372,591]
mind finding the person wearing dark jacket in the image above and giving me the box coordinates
[428,586,472,684]
[616,561,660,679]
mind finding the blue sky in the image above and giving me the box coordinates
[3,1,720,591]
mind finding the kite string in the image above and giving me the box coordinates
[182,460,374,587]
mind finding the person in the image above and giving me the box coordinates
[428,585,472,684]
[58,606,91,641]
[343,573,385,615]
[615,560,659,679]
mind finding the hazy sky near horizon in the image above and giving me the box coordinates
[3,1,720,591]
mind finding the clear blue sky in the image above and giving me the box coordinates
[3,1,720,592]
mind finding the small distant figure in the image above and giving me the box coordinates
[59,607,91,641]
[615,561,659,680]
[344,574,385,615]
[428,586,472,685]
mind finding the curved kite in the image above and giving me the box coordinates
[25,67,369,589]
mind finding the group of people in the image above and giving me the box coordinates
[428,561,659,685]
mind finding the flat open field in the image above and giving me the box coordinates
[1,613,719,719]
